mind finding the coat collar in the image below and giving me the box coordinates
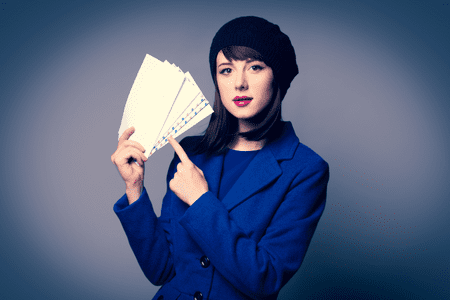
[194,121,299,211]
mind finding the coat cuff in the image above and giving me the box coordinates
[113,187,154,225]
[179,191,227,246]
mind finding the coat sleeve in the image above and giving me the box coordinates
[178,158,329,298]
[113,157,179,286]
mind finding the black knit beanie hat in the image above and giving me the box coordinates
[209,16,298,100]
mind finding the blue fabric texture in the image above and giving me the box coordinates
[219,148,259,200]
[114,121,329,300]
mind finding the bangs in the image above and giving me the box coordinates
[221,45,264,63]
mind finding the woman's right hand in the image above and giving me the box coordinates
[111,126,147,191]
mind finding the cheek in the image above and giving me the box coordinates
[217,83,227,98]
[256,79,274,100]
[217,78,232,92]
[266,77,275,96]
[217,83,232,108]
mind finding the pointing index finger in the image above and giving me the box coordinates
[168,136,191,165]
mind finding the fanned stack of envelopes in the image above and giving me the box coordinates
[118,54,214,159]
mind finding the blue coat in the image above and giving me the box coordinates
[114,121,329,300]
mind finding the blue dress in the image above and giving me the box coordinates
[114,121,329,300]
[218,148,260,200]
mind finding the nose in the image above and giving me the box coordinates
[234,69,248,91]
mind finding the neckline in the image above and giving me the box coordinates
[227,147,261,152]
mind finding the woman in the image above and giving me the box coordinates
[111,16,329,300]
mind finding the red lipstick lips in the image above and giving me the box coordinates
[233,96,252,107]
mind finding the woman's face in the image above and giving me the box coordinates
[216,50,274,123]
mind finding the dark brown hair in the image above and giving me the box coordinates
[192,46,284,157]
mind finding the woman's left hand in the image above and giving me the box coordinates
[168,136,209,206]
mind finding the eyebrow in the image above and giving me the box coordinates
[217,58,261,68]
[217,62,233,68]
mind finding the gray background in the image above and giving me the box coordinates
[1,0,449,299]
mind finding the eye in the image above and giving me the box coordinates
[250,65,264,71]
[219,68,232,74]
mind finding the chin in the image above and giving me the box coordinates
[231,111,256,120]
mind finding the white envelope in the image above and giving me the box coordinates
[118,54,214,159]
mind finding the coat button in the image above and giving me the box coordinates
[193,291,203,300]
[200,256,210,268]
[157,296,164,300]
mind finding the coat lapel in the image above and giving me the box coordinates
[221,147,282,211]
[222,122,299,211]
[190,121,299,211]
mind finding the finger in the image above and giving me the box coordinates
[112,145,146,165]
[119,126,136,144]
[121,139,146,154]
[168,136,191,165]
[132,159,145,169]
[133,159,140,167]
[176,162,186,173]
[116,147,146,166]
